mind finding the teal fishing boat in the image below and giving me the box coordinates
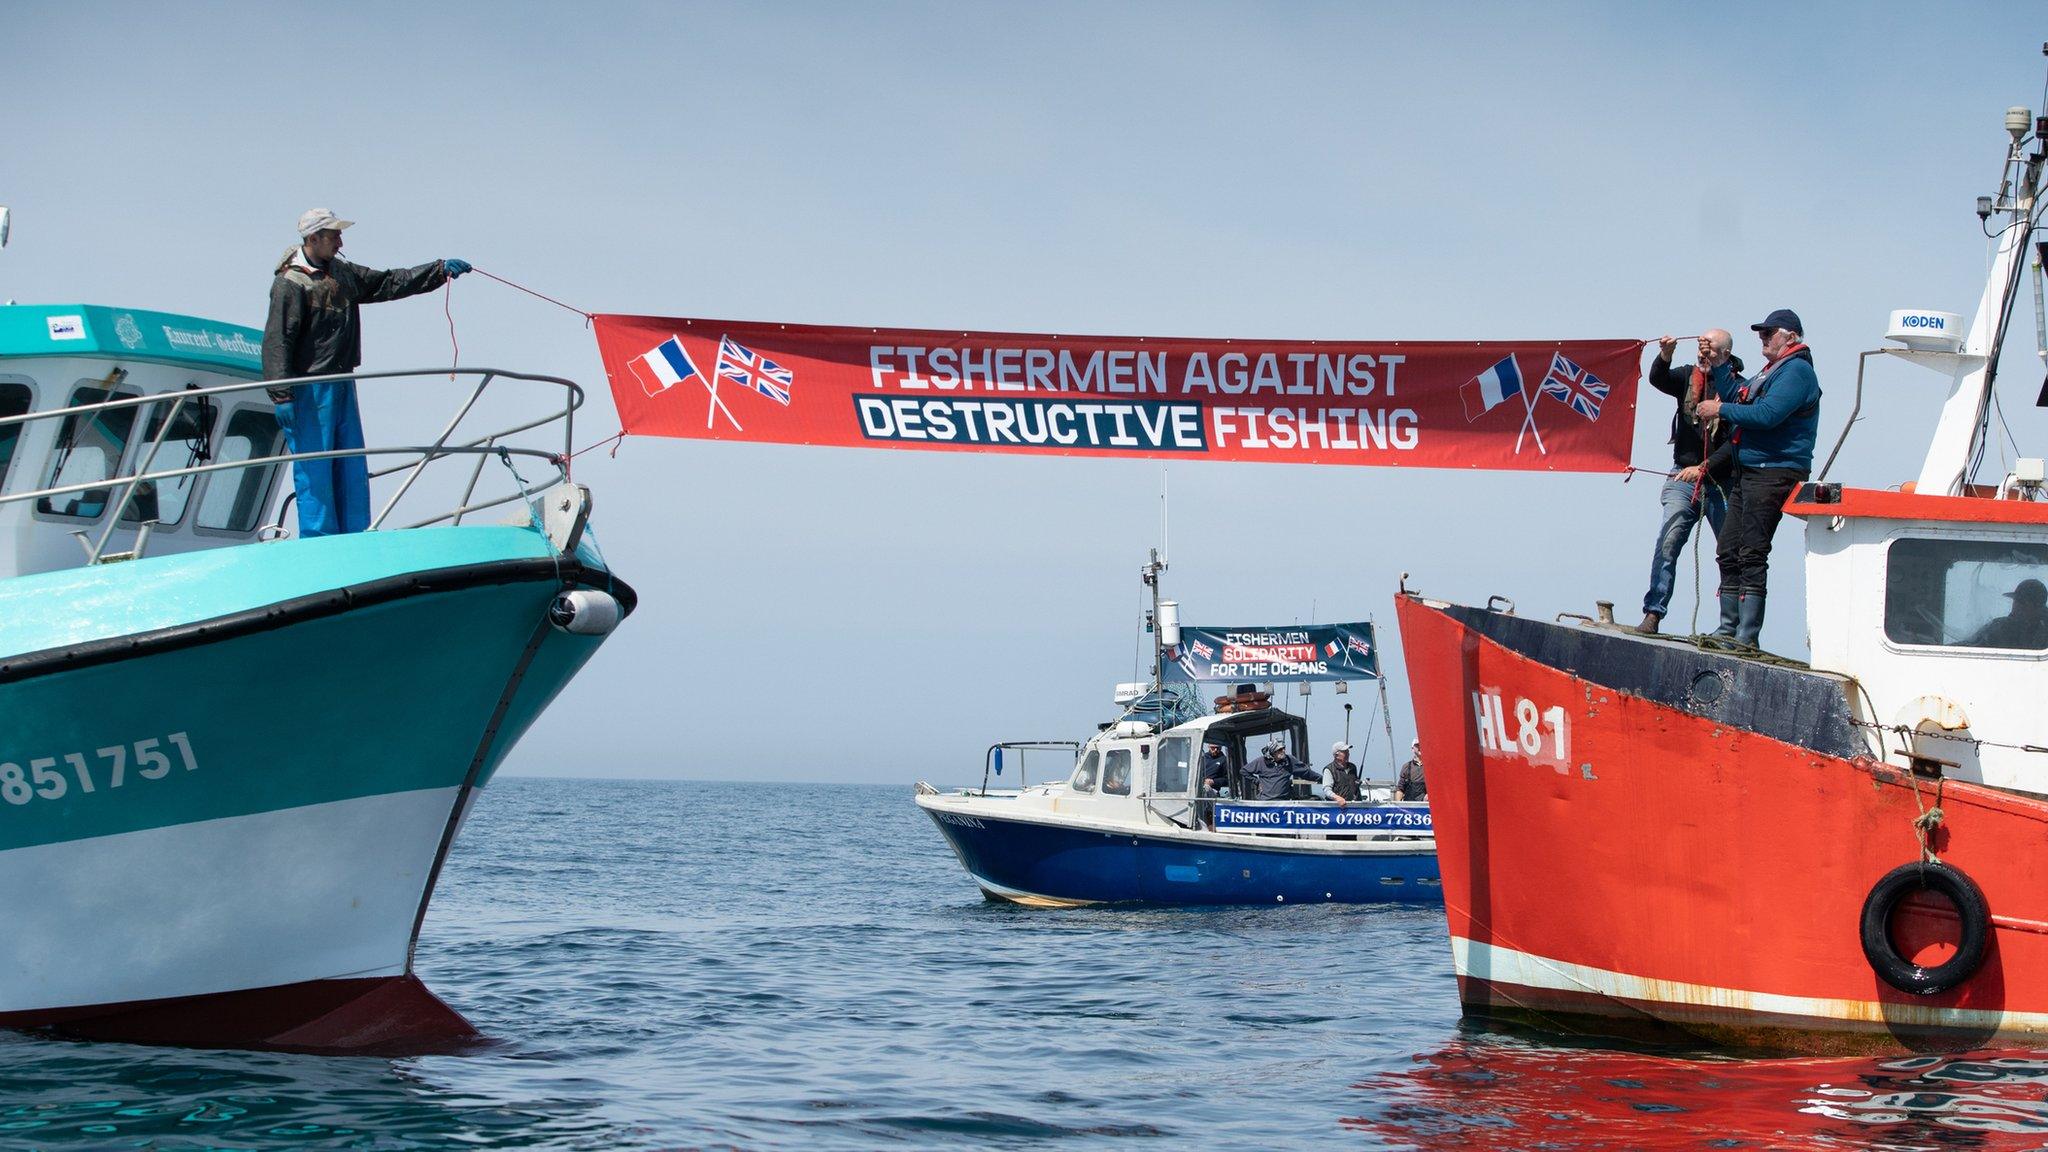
[0,301,632,1051]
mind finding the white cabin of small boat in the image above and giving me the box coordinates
[0,304,284,578]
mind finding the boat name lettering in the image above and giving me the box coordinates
[161,326,261,358]
[930,810,987,829]
[1470,690,1571,772]
[0,732,198,806]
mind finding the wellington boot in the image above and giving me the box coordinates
[1712,591,1740,638]
[1634,612,1662,634]
[1735,592,1767,648]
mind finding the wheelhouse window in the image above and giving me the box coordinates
[1102,749,1132,796]
[195,407,285,533]
[1154,737,1193,796]
[121,394,219,526]
[1886,537,2048,651]
[36,384,139,519]
[1068,749,1099,793]
[0,379,31,490]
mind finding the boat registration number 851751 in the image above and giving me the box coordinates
[0,733,198,806]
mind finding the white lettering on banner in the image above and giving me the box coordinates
[856,395,1206,451]
[1210,407,1420,452]
[0,732,199,806]
[1470,689,1570,773]
[865,346,1406,399]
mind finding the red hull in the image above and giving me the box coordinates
[1398,594,2048,1054]
[0,974,478,1054]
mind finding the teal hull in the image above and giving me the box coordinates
[0,524,630,1047]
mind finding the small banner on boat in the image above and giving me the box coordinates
[1213,803,1432,833]
[1163,622,1380,683]
[592,314,1640,472]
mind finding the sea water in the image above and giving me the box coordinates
[5,779,2048,1150]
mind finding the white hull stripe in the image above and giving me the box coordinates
[1,787,459,1014]
[1454,936,2048,1034]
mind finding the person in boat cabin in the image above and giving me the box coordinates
[1694,309,1820,647]
[1242,740,1325,801]
[1968,578,2048,650]
[1323,742,1362,804]
[1199,741,1230,795]
[261,209,473,538]
[1635,330,1744,634]
[1398,740,1427,801]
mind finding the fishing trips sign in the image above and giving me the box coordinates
[1163,623,1380,683]
[593,314,1640,472]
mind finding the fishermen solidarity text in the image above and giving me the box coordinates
[856,344,1417,454]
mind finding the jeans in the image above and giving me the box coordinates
[274,378,370,539]
[1715,466,1808,596]
[1643,475,1727,616]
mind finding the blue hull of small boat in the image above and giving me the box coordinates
[921,805,1441,905]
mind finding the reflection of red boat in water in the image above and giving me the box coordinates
[1349,1038,2048,1150]
[1399,87,2048,1053]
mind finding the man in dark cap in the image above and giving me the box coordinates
[261,209,473,537]
[1968,578,2048,649]
[1696,309,1821,647]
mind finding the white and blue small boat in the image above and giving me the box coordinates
[0,293,630,1050]
[916,555,1437,906]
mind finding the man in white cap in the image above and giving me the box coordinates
[1322,741,1362,804]
[260,209,472,537]
[1397,739,1426,801]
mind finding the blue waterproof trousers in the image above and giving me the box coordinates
[274,379,369,538]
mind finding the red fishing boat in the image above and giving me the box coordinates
[1399,91,2048,1053]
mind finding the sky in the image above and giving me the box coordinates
[5,3,2047,784]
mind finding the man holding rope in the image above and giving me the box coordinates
[1636,330,1742,634]
[261,208,471,537]
[1696,309,1821,648]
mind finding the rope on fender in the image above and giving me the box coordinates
[1907,771,1948,864]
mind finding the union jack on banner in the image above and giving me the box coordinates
[1539,352,1609,421]
[716,336,794,405]
[1190,638,1215,660]
[1346,635,1373,657]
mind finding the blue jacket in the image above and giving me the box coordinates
[1720,349,1819,471]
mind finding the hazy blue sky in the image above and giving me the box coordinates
[6,3,2046,783]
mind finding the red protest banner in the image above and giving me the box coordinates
[593,314,1641,472]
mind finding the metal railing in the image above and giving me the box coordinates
[979,740,1081,795]
[0,366,585,563]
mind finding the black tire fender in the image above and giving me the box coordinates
[1859,861,1990,997]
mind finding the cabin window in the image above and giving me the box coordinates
[1068,749,1099,793]
[36,384,140,519]
[1154,737,1193,796]
[0,379,31,489]
[1885,537,2048,651]
[195,407,285,533]
[121,394,219,527]
[1102,749,1133,796]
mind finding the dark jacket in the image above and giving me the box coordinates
[262,250,449,389]
[1242,753,1316,801]
[1323,757,1362,801]
[1720,348,1820,472]
[1199,750,1230,793]
[1397,756,1426,801]
[1647,354,1744,476]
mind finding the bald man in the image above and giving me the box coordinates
[1636,330,1744,633]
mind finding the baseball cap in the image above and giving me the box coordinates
[297,208,356,237]
[1332,741,1351,754]
[1750,308,1803,336]
[2008,578,2047,604]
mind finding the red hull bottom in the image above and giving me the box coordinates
[0,975,479,1054]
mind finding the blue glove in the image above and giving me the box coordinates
[443,258,473,279]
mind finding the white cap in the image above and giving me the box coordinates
[1412,738,1422,749]
[1332,741,1351,754]
[297,208,355,237]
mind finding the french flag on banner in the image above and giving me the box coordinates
[628,336,703,398]
[1323,640,1341,658]
[1460,355,1525,422]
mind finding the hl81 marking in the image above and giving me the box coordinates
[1471,691,1569,768]
[0,733,197,806]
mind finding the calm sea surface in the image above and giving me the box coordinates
[8,779,2048,1150]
